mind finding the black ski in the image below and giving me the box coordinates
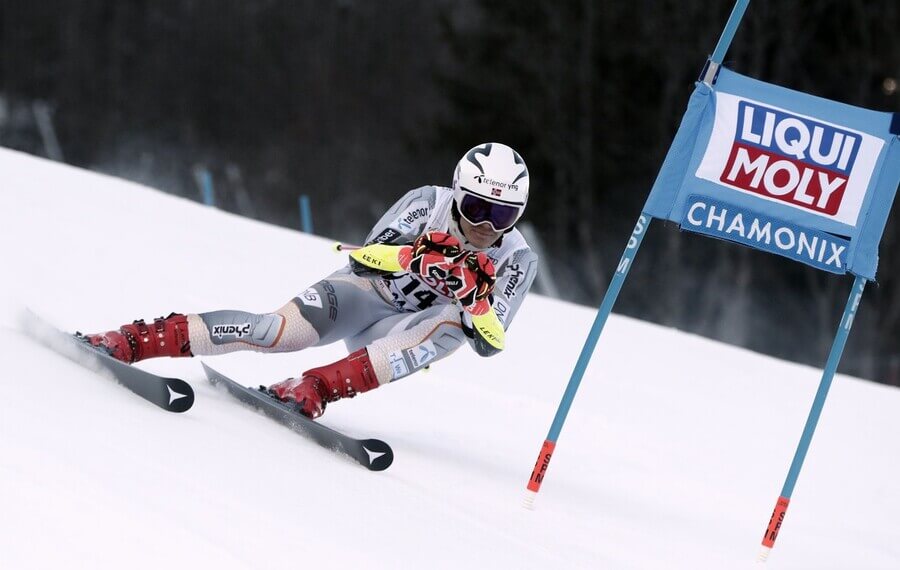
[21,310,194,413]
[202,362,393,471]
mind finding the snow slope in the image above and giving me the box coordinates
[1,147,898,570]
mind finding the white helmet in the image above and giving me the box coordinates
[452,142,529,233]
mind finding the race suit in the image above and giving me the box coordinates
[185,185,538,385]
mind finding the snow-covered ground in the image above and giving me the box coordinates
[1,147,898,569]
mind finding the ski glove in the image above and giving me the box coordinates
[349,234,505,355]
[446,252,495,315]
[448,252,504,356]
[398,232,468,279]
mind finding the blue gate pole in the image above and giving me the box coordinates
[299,195,314,234]
[702,0,752,85]
[193,167,215,207]
[523,214,650,507]
[710,0,751,64]
[522,0,752,510]
[758,275,867,562]
[202,172,215,207]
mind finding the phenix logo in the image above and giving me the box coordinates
[721,101,861,215]
[212,323,252,339]
[503,264,524,298]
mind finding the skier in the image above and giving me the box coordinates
[82,143,538,418]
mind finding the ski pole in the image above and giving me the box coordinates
[333,242,361,252]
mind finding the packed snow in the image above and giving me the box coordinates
[1,148,898,569]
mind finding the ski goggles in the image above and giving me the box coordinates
[457,190,523,232]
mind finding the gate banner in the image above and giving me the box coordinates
[645,67,900,278]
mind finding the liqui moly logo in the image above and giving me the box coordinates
[696,93,884,227]
[722,101,858,215]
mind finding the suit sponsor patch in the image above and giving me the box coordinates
[406,340,437,368]
[370,227,402,245]
[212,323,252,338]
[388,350,409,380]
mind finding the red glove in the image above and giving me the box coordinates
[398,232,467,280]
[446,252,495,315]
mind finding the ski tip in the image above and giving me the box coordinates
[360,438,394,471]
[164,379,195,412]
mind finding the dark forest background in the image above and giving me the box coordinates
[2,1,899,384]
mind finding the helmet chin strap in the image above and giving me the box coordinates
[449,203,503,252]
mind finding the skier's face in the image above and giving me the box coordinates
[460,217,502,248]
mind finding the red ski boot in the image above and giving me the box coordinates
[80,313,193,364]
[267,348,380,419]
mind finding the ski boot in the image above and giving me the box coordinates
[265,348,380,419]
[79,313,193,364]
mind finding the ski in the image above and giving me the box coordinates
[201,362,393,471]
[21,310,194,413]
